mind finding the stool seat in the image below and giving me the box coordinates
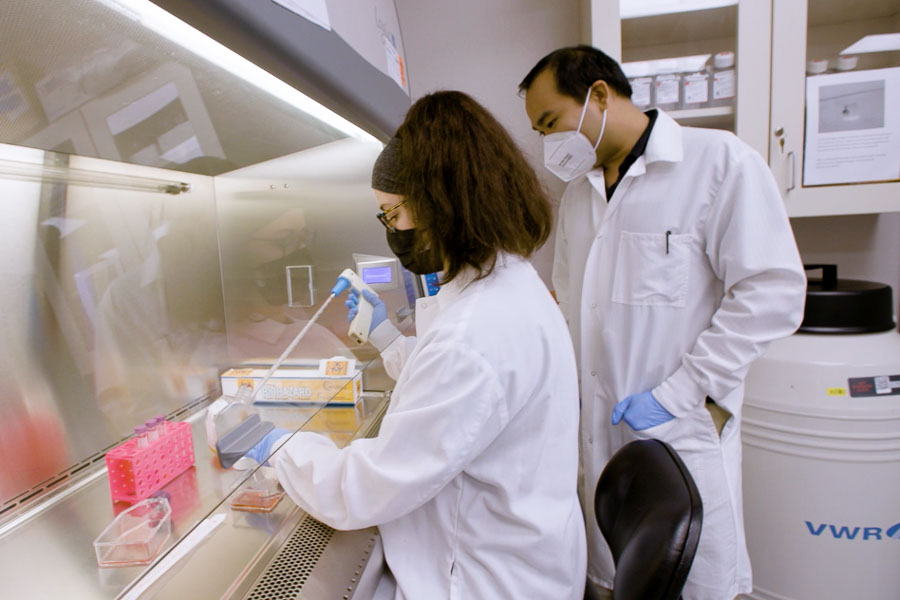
[594,439,703,600]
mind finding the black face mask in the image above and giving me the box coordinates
[386,228,443,275]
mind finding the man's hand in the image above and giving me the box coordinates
[611,390,675,431]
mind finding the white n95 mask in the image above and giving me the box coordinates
[543,88,606,182]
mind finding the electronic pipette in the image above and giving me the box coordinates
[330,268,379,344]
[215,268,380,469]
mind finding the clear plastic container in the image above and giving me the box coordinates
[675,54,711,109]
[207,386,258,452]
[134,425,148,449]
[145,419,159,443]
[709,51,736,107]
[230,468,286,513]
[681,71,710,109]
[652,59,682,110]
[93,497,172,567]
[626,62,654,110]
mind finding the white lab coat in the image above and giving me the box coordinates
[272,254,587,599]
[553,110,806,599]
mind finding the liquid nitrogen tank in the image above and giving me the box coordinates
[742,264,900,600]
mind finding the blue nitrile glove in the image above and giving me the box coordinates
[345,289,387,333]
[245,428,291,466]
[611,390,675,431]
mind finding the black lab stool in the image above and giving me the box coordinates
[594,439,703,600]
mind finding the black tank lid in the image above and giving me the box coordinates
[800,264,896,334]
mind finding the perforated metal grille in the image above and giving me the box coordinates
[245,516,335,600]
[242,400,387,600]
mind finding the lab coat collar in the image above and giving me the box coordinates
[613,109,683,180]
[433,252,522,308]
[642,108,683,166]
[584,108,683,196]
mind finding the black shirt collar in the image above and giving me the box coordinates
[606,109,658,201]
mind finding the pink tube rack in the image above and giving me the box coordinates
[105,421,195,503]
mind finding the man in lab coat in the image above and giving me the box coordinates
[520,45,807,599]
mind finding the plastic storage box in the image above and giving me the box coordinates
[105,421,195,503]
[93,497,172,567]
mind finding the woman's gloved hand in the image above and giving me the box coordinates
[345,289,387,333]
[611,390,675,431]
[245,428,291,466]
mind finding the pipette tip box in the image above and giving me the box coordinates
[220,366,362,406]
[106,421,195,503]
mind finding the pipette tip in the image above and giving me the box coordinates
[330,276,351,297]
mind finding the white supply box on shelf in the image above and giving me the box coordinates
[221,357,362,406]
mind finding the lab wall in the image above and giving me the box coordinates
[792,213,900,318]
[393,0,581,285]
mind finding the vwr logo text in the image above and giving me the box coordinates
[806,521,900,541]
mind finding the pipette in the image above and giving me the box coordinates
[216,269,380,469]
[216,293,337,468]
[246,268,378,402]
[247,292,337,402]
[330,268,379,344]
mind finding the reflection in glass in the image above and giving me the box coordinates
[0,0,400,534]
[0,146,228,504]
[221,207,351,362]
[1,0,362,176]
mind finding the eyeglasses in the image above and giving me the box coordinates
[376,198,407,233]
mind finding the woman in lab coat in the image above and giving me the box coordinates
[248,91,587,599]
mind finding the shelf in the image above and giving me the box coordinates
[620,0,737,20]
[668,105,735,130]
[786,181,900,217]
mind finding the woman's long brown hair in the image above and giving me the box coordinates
[395,90,552,284]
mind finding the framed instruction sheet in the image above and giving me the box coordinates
[803,67,900,186]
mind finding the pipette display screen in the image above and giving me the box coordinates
[362,266,392,284]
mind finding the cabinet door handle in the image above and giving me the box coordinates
[786,151,796,192]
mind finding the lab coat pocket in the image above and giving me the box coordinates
[612,231,690,307]
[628,415,679,441]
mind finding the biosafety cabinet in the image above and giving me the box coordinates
[0,1,412,597]
[584,0,900,217]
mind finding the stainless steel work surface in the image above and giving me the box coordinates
[0,395,388,599]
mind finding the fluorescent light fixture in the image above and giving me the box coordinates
[0,159,190,194]
[620,0,737,19]
[842,33,900,55]
[94,0,381,146]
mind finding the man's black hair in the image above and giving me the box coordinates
[519,45,632,100]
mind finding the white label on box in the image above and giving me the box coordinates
[655,76,680,104]
[631,78,652,107]
[713,69,736,100]
[684,74,709,104]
